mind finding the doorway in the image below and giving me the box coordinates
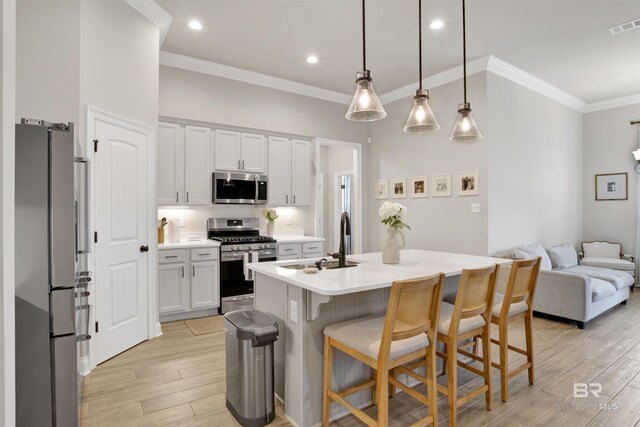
[314,138,362,255]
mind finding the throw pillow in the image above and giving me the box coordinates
[515,243,552,270]
[548,243,579,269]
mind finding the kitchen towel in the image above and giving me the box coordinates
[243,251,260,280]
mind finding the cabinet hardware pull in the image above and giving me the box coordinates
[199,253,211,256]
[181,266,184,277]
[238,160,241,169]
[186,192,189,203]
[284,248,293,251]
[176,191,179,203]
[286,195,288,204]
[192,266,196,277]
[242,160,245,170]
[293,195,296,204]
[165,255,178,259]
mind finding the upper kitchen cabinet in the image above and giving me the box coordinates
[158,122,185,205]
[184,126,211,205]
[214,130,266,173]
[291,139,311,206]
[267,137,311,206]
[267,136,292,206]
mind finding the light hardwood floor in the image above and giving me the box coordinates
[82,291,640,426]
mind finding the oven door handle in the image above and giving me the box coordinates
[221,253,245,262]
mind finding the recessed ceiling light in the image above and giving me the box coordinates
[430,20,444,30]
[188,20,202,30]
[306,55,318,64]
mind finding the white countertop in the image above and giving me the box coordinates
[158,240,220,250]
[248,249,511,296]
[275,236,325,243]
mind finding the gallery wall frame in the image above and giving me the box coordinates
[595,172,628,201]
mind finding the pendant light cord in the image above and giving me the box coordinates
[462,0,467,103]
[419,0,423,89]
[362,0,367,71]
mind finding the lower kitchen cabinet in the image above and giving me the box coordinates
[158,248,220,320]
[158,263,188,314]
[190,261,219,309]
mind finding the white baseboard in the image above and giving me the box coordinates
[153,321,163,338]
[80,356,91,376]
[159,307,220,323]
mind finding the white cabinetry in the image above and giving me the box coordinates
[267,136,291,206]
[277,241,323,260]
[158,122,210,206]
[184,126,211,205]
[267,138,311,206]
[158,247,220,319]
[214,130,266,173]
[157,122,184,205]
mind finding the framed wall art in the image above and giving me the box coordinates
[411,177,428,198]
[595,172,628,201]
[391,179,406,199]
[375,180,389,200]
[432,174,452,197]
[457,170,479,196]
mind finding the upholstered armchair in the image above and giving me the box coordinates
[580,241,635,280]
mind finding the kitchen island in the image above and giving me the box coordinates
[248,249,511,427]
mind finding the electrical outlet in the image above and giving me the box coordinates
[286,215,292,225]
[471,203,480,213]
[290,300,298,324]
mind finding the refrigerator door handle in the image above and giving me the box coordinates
[76,304,92,342]
[74,157,91,255]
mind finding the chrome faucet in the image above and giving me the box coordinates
[328,212,351,268]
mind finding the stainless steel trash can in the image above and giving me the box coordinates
[224,309,279,427]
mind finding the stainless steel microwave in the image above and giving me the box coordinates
[212,172,268,204]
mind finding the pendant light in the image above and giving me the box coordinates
[449,0,482,142]
[404,0,440,133]
[345,0,386,121]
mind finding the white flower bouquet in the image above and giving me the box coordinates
[262,208,279,223]
[379,202,410,230]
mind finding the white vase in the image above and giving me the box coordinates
[382,228,405,264]
[266,221,275,237]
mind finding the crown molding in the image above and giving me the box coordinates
[124,0,172,46]
[485,56,587,112]
[160,49,637,114]
[584,93,640,113]
[160,51,353,105]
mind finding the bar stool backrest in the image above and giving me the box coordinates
[502,257,541,311]
[449,265,499,335]
[378,273,444,367]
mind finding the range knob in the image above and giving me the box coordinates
[231,245,239,251]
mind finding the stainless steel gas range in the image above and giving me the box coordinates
[207,218,277,313]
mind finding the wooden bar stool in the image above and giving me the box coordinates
[490,257,541,402]
[436,264,499,427]
[322,273,445,427]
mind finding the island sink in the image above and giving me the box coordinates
[280,260,359,270]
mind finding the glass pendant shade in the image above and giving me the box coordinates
[345,71,386,121]
[404,89,440,133]
[633,148,640,162]
[449,103,482,142]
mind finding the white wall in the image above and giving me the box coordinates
[0,1,16,423]
[583,103,640,256]
[159,65,370,240]
[487,73,584,254]
[368,73,489,255]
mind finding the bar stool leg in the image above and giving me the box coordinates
[524,314,535,385]
[388,368,396,399]
[447,341,458,427]
[372,369,378,405]
[376,369,389,426]
[481,327,493,410]
[498,319,509,403]
[441,342,448,375]
[426,345,438,424]
[322,336,332,427]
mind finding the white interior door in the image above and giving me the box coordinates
[93,113,150,364]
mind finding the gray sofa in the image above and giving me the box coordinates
[510,243,633,329]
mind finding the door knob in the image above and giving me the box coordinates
[140,245,149,253]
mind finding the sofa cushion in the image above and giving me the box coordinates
[548,243,579,269]
[590,278,616,302]
[558,265,634,290]
[581,257,635,272]
[511,243,552,271]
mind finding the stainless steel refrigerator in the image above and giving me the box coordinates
[15,119,91,427]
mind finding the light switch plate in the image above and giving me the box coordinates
[471,203,480,213]
[286,215,292,225]
[290,300,298,324]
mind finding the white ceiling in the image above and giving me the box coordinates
[156,0,640,104]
